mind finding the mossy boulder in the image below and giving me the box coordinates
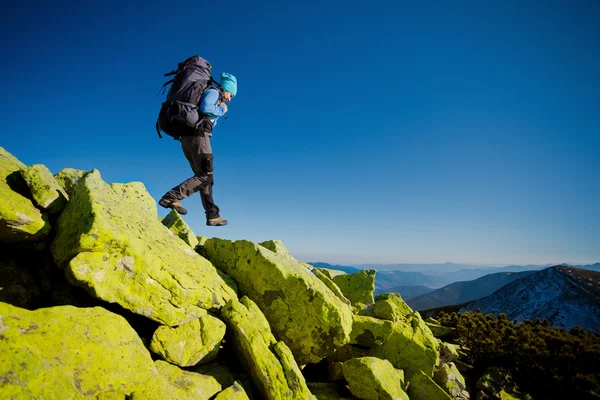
[0,147,50,243]
[311,267,352,307]
[54,167,88,197]
[202,238,353,365]
[258,239,294,257]
[111,181,157,217]
[130,360,223,400]
[409,371,453,400]
[372,293,413,322]
[434,362,469,400]
[331,269,376,309]
[351,314,440,379]
[215,381,250,400]
[150,314,226,367]
[343,357,409,400]
[162,209,199,248]
[307,382,358,400]
[439,341,461,363]
[426,322,457,338]
[316,268,347,280]
[20,164,69,215]
[220,296,316,400]
[0,302,158,398]
[50,170,236,326]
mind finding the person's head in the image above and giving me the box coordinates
[219,72,237,102]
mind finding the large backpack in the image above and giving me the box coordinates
[156,55,216,139]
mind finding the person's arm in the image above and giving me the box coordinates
[199,88,227,118]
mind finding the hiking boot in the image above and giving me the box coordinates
[207,217,228,226]
[158,198,188,215]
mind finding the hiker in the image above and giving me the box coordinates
[158,72,237,226]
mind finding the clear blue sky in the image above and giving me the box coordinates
[1,0,598,265]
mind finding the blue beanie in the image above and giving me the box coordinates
[220,72,237,96]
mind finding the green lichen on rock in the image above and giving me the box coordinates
[215,381,250,400]
[0,302,159,399]
[130,360,222,400]
[197,235,209,246]
[351,315,395,348]
[50,170,236,326]
[0,260,41,309]
[372,293,413,322]
[258,239,293,257]
[150,314,226,367]
[307,382,357,400]
[342,357,409,400]
[426,322,457,338]
[162,209,199,248]
[203,238,353,365]
[408,370,452,400]
[439,341,461,363]
[311,267,352,307]
[20,164,69,215]
[434,362,469,400]
[351,314,440,379]
[54,167,88,197]
[220,296,316,400]
[331,269,376,309]
[0,147,50,243]
[317,268,347,280]
[111,181,157,217]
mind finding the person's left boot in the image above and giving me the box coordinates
[207,217,228,226]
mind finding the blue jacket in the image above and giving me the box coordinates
[199,87,226,128]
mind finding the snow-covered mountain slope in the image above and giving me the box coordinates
[407,270,536,311]
[460,266,600,332]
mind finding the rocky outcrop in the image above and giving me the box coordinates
[0,147,50,242]
[130,360,223,400]
[202,238,353,365]
[54,167,88,197]
[220,296,315,400]
[342,357,409,400]
[434,362,470,400]
[351,315,440,378]
[409,371,453,400]
[372,293,413,322]
[162,209,199,248]
[0,147,477,399]
[50,170,236,326]
[150,314,226,367]
[214,381,250,400]
[0,302,158,398]
[111,181,157,217]
[332,269,376,310]
[20,164,68,215]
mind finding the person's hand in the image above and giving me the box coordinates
[220,102,228,113]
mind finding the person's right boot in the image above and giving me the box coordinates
[207,217,228,226]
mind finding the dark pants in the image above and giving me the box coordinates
[162,133,220,219]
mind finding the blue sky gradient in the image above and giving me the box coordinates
[1,0,598,265]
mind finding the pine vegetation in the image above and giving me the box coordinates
[436,310,600,400]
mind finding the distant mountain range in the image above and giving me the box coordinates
[406,270,537,311]
[374,285,435,299]
[308,262,600,300]
[460,266,600,332]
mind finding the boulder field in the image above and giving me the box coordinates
[0,146,470,399]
